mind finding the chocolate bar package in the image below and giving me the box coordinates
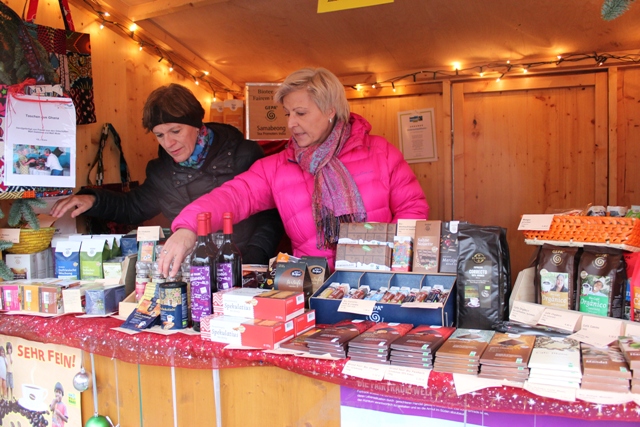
[347,322,414,350]
[390,325,455,353]
[456,224,510,329]
[438,221,461,273]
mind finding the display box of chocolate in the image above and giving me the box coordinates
[412,220,442,273]
[310,270,456,326]
[438,221,461,273]
[273,261,313,303]
[300,256,329,293]
[337,222,397,246]
[240,318,295,350]
[293,309,316,335]
[85,284,126,315]
[334,244,393,271]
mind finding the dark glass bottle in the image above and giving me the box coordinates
[216,212,243,290]
[189,212,217,332]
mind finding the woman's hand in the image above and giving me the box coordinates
[50,195,97,218]
[158,228,196,278]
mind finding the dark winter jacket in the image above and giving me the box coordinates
[79,122,284,264]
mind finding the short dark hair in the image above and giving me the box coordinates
[142,84,205,132]
[54,382,64,396]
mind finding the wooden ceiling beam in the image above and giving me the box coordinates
[129,0,228,22]
[70,0,241,94]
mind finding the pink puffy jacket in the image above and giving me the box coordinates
[172,113,429,268]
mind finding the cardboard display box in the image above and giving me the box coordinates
[293,309,316,335]
[310,270,456,326]
[240,318,295,350]
[273,262,313,304]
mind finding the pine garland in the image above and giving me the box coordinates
[602,0,636,20]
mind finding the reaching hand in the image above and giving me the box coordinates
[157,228,196,278]
[50,195,97,218]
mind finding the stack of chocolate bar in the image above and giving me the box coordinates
[527,336,582,389]
[389,325,455,370]
[433,329,495,375]
[305,319,375,358]
[347,322,414,364]
[618,336,640,393]
[478,332,534,383]
[580,343,631,393]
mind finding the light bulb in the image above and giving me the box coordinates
[129,23,137,32]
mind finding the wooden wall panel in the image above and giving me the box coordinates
[616,66,640,206]
[349,87,449,221]
[452,73,608,281]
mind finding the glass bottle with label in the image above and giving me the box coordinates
[190,212,217,332]
[216,212,243,290]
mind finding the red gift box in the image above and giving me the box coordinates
[252,290,305,322]
[293,309,316,336]
[240,318,295,350]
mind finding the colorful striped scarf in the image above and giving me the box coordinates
[294,119,367,249]
[179,125,213,169]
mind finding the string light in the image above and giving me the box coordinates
[83,0,238,98]
[391,82,396,92]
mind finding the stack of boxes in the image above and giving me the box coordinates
[200,288,315,350]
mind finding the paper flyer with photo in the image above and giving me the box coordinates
[0,334,82,427]
[4,93,76,187]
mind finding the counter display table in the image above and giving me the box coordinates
[1,314,638,426]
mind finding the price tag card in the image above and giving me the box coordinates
[384,366,430,387]
[523,381,576,402]
[518,214,554,231]
[338,298,376,316]
[510,301,546,325]
[34,213,58,228]
[538,308,581,332]
[0,228,21,243]
[624,322,640,337]
[575,388,633,405]
[453,373,502,396]
[342,360,388,381]
[136,226,165,242]
[569,316,624,347]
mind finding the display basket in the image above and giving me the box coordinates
[522,215,640,248]
[4,227,56,254]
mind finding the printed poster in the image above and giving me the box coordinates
[397,108,437,163]
[0,334,82,427]
[4,93,77,187]
[245,83,290,141]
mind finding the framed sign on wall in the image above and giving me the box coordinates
[245,83,290,141]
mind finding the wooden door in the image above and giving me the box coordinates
[452,72,609,280]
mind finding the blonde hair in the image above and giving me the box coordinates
[274,67,350,122]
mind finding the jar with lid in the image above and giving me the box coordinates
[135,261,150,302]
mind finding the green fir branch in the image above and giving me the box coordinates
[8,199,44,229]
[0,262,14,281]
[602,0,635,20]
[0,240,13,252]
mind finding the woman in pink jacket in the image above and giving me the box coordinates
[159,67,429,277]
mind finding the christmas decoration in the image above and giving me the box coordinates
[73,366,90,392]
[602,0,636,20]
[85,414,111,427]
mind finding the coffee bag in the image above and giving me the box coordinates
[535,244,579,310]
[577,245,626,318]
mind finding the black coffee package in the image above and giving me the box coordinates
[456,224,510,329]
[535,244,580,310]
[577,245,626,318]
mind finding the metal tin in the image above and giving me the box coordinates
[159,281,188,330]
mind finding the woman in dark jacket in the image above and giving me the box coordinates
[51,84,283,264]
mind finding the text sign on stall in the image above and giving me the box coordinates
[245,83,290,140]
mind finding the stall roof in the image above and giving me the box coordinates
[84,0,640,92]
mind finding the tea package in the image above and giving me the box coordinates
[456,224,510,329]
[535,244,580,310]
[55,240,82,279]
[577,245,626,318]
